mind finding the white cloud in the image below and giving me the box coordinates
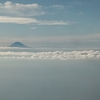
[0,16,78,25]
[0,1,79,25]
[0,50,100,60]
[0,1,44,16]
[50,5,64,9]
[36,20,78,25]
[0,16,37,24]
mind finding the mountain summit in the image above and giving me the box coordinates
[9,42,28,48]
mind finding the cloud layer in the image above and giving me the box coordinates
[0,50,100,60]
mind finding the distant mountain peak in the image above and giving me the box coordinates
[9,42,28,48]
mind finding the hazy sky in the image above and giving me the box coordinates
[0,0,99,48]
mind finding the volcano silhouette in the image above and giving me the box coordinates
[9,42,28,48]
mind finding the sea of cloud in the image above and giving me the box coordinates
[0,50,100,60]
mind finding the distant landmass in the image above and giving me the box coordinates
[9,42,28,48]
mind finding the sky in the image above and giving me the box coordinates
[0,0,100,48]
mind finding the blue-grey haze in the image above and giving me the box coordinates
[0,59,100,100]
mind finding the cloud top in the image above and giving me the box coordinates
[0,1,44,16]
[0,50,100,60]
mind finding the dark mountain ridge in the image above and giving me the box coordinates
[9,42,28,48]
